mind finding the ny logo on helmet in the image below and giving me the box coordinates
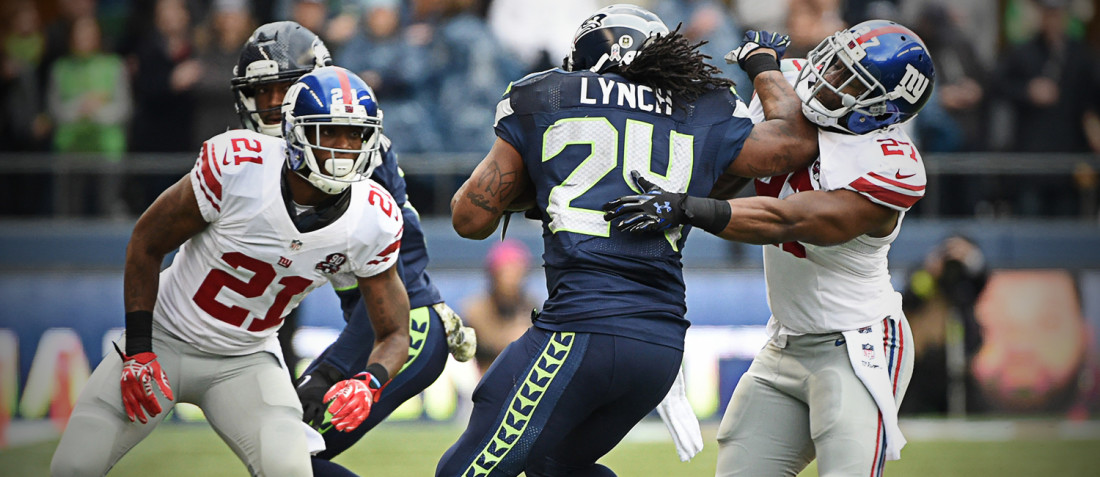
[894,64,930,104]
[654,201,672,214]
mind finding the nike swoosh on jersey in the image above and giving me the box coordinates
[835,338,846,346]
[895,171,916,179]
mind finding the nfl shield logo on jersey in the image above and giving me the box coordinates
[316,253,347,274]
[862,343,875,359]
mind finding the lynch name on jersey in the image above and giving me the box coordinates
[579,76,673,115]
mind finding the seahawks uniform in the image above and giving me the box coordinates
[302,134,454,459]
[52,129,403,477]
[715,61,920,477]
[437,68,753,476]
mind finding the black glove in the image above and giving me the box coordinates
[603,171,731,235]
[724,30,790,82]
[295,362,344,429]
[603,171,690,233]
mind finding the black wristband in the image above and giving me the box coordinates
[125,310,154,356]
[741,53,781,83]
[364,362,389,389]
[682,196,732,235]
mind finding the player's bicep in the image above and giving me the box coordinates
[783,189,898,246]
[727,119,819,179]
[130,174,209,257]
[451,137,531,239]
[355,265,409,340]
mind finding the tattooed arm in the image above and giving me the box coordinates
[452,138,532,239]
[725,69,819,179]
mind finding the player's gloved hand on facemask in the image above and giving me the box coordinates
[434,303,477,362]
[114,343,174,424]
[295,362,344,429]
[324,367,385,432]
[725,30,791,66]
[603,171,731,235]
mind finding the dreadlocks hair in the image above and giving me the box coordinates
[618,24,735,104]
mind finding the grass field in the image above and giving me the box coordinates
[3,420,1099,476]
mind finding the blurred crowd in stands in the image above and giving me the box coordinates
[3,0,1100,218]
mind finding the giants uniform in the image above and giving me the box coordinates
[716,62,920,477]
[303,134,456,458]
[54,130,403,477]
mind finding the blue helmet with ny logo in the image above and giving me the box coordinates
[282,66,383,194]
[796,20,935,134]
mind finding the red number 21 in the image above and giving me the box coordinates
[877,138,917,161]
[192,252,311,331]
[230,138,263,165]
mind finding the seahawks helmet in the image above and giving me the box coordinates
[796,20,935,134]
[232,21,332,137]
[564,4,669,73]
[283,66,383,195]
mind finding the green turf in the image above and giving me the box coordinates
[2,422,1098,476]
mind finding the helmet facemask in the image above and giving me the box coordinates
[233,60,301,137]
[284,86,384,194]
[796,30,891,134]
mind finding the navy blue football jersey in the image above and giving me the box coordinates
[494,69,753,349]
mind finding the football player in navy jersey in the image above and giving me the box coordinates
[441,4,818,476]
[230,22,476,477]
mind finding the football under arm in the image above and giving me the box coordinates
[355,265,411,380]
[725,70,819,179]
[715,189,899,246]
[451,138,532,240]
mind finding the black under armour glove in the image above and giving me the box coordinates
[295,362,344,429]
[602,171,730,235]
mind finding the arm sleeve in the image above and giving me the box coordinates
[318,286,376,376]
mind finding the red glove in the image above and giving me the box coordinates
[323,371,382,432]
[115,344,173,424]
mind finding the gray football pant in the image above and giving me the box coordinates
[51,325,310,477]
[716,316,913,477]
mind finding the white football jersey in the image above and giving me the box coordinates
[154,129,404,356]
[746,60,926,335]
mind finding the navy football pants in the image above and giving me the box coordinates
[306,304,449,460]
[436,327,682,477]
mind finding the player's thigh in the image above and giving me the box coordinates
[436,328,586,477]
[318,305,449,458]
[716,349,815,477]
[806,339,884,477]
[51,342,178,477]
[528,335,681,476]
[199,351,310,477]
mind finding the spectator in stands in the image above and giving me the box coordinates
[461,239,536,374]
[992,0,1100,216]
[0,0,52,216]
[785,0,845,59]
[900,235,989,415]
[38,0,96,107]
[487,0,599,73]
[338,0,443,152]
[654,0,749,97]
[430,0,520,153]
[190,0,255,145]
[2,0,50,152]
[47,15,131,216]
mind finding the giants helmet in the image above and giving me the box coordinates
[564,4,669,73]
[796,20,935,134]
[232,21,332,137]
[283,66,383,195]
